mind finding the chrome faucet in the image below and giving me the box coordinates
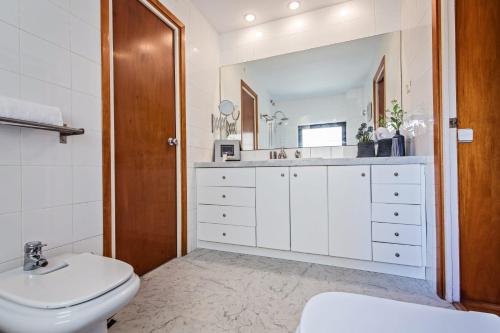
[23,241,48,271]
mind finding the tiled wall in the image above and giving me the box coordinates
[157,0,219,252]
[400,0,435,290]
[220,0,401,65]
[0,0,102,272]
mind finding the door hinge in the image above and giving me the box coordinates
[449,117,458,128]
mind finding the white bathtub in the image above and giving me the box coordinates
[297,292,499,333]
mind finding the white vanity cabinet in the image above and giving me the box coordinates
[328,166,372,260]
[256,167,290,250]
[290,166,329,255]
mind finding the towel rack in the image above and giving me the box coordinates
[0,116,84,144]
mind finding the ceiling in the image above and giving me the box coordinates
[191,0,347,33]
[238,35,386,100]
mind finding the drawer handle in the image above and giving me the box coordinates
[361,172,366,177]
[394,232,400,237]
[222,232,226,237]
[395,252,400,258]
[222,194,226,199]
[281,173,285,177]
[222,176,226,180]
[394,212,399,217]
[293,173,298,177]
[394,192,399,197]
[394,172,399,177]
[222,213,227,218]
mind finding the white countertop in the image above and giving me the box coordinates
[194,156,428,168]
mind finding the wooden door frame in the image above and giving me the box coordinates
[240,80,259,150]
[372,56,386,128]
[432,0,445,300]
[101,0,188,257]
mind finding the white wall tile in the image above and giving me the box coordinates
[71,91,101,131]
[0,20,19,72]
[70,15,100,63]
[71,53,100,96]
[48,0,70,11]
[20,32,71,87]
[0,213,21,262]
[0,166,21,214]
[0,126,21,165]
[375,0,402,34]
[20,0,70,49]
[0,0,19,27]
[22,205,72,249]
[21,128,72,165]
[73,166,102,203]
[22,166,72,210]
[71,129,102,166]
[70,0,99,28]
[73,234,103,255]
[0,68,20,98]
[20,76,72,122]
[73,201,102,241]
[310,147,332,159]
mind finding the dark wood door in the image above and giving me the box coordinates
[113,0,177,275]
[456,0,500,315]
[241,80,258,150]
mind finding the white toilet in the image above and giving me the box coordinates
[0,253,140,333]
[297,292,500,333]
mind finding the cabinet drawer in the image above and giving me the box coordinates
[197,205,255,227]
[372,222,422,245]
[198,223,256,247]
[197,168,255,187]
[197,187,255,207]
[372,184,421,204]
[372,242,422,266]
[372,203,421,225]
[372,165,421,184]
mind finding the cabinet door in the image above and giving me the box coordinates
[290,166,328,255]
[328,166,372,260]
[256,167,290,250]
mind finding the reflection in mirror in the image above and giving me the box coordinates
[220,31,402,150]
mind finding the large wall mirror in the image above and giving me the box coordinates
[219,31,402,150]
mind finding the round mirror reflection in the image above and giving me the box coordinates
[218,100,235,116]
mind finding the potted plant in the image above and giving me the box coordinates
[389,99,406,156]
[356,123,375,157]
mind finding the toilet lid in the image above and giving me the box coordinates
[0,253,134,309]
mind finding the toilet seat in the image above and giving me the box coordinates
[297,292,500,333]
[0,253,140,333]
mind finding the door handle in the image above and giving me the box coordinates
[167,137,178,146]
[457,129,473,143]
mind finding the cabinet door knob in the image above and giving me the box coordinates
[394,232,400,237]
[222,232,226,236]
[222,213,226,218]
[361,173,366,177]
[395,253,400,258]
[222,176,226,180]
[281,173,285,177]
[293,173,298,177]
[394,212,399,217]
[394,172,399,177]
[394,192,399,197]
[222,194,226,198]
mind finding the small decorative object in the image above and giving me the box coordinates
[389,99,406,156]
[356,123,375,158]
[375,117,392,157]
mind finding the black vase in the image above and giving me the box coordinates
[393,130,406,156]
[357,142,375,158]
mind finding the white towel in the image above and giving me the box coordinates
[0,96,63,126]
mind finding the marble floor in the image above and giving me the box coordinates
[111,249,452,333]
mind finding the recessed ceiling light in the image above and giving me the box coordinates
[288,1,300,10]
[244,13,256,22]
[340,8,349,17]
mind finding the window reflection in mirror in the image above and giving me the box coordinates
[219,31,402,150]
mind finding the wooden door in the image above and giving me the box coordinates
[241,80,258,150]
[256,167,290,250]
[328,166,372,260]
[456,0,500,314]
[113,0,177,276]
[290,166,329,255]
[373,57,386,127]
